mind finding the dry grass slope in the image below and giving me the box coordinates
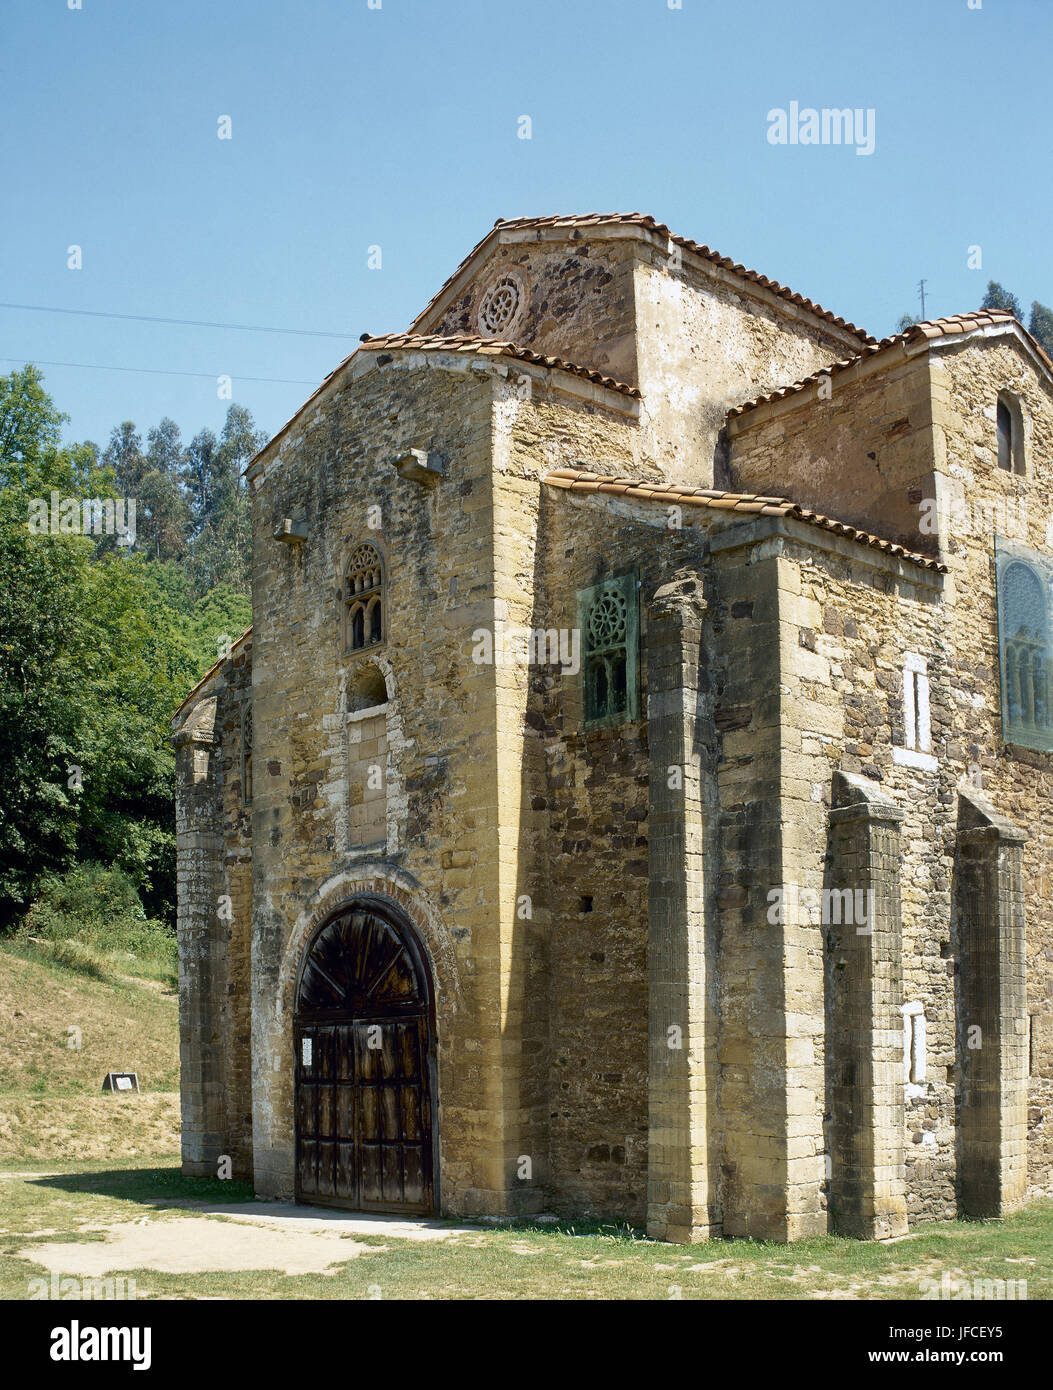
[0,946,180,1161]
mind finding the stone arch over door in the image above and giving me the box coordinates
[293,895,437,1214]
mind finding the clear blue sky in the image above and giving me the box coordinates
[2,0,1050,452]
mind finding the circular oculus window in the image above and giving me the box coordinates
[477,269,527,337]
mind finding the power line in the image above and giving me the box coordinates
[0,356,318,386]
[0,300,353,339]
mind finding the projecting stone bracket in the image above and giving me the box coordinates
[394,448,445,487]
[274,518,309,544]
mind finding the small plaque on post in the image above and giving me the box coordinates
[102,1072,140,1093]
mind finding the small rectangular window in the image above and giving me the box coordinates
[902,1003,926,1085]
[997,399,1013,471]
[894,655,937,770]
[902,655,931,753]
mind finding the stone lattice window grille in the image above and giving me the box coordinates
[995,537,1053,752]
[343,542,384,654]
[476,268,527,338]
[578,572,639,729]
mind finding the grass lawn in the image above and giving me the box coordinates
[0,1158,1049,1301]
[0,940,1047,1301]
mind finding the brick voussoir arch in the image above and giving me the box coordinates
[276,863,463,1025]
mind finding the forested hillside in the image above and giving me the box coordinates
[0,364,263,934]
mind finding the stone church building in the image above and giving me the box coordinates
[173,213,1052,1242]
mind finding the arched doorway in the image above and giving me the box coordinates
[294,897,436,1214]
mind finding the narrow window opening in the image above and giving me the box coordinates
[241,707,253,806]
[997,398,1013,471]
[900,655,932,755]
[996,393,1026,475]
[902,1003,926,1085]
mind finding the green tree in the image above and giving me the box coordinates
[102,420,146,496]
[0,369,199,926]
[1029,301,1053,357]
[981,281,1024,320]
[140,417,190,561]
[0,364,65,489]
[183,404,265,595]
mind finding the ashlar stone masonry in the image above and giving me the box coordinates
[172,215,1052,1241]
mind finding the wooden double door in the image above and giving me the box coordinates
[294,900,435,1214]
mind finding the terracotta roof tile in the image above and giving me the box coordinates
[359,332,641,397]
[411,213,874,344]
[543,468,947,572]
[244,332,641,476]
[727,309,1049,421]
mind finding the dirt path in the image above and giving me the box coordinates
[20,1203,481,1276]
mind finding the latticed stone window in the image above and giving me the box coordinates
[343,542,383,653]
[996,537,1053,752]
[578,572,639,728]
[477,268,527,337]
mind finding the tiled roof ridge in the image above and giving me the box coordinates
[411,212,874,344]
[543,468,947,572]
[359,332,641,397]
[727,309,1049,421]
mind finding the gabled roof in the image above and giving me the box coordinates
[244,331,640,477]
[727,310,1053,423]
[543,468,947,572]
[411,213,875,345]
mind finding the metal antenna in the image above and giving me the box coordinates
[918,279,928,321]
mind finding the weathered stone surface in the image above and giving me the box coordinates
[172,217,1052,1239]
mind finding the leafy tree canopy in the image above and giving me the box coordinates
[0,366,265,928]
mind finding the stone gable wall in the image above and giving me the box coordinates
[429,239,639,386]
[246,360,523,1212]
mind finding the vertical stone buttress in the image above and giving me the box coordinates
[713,548,826,1241]
[173,700,228,1177]
[825,770,909,1239]
[956,791,1028,1217]
[646,575,719,1241]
